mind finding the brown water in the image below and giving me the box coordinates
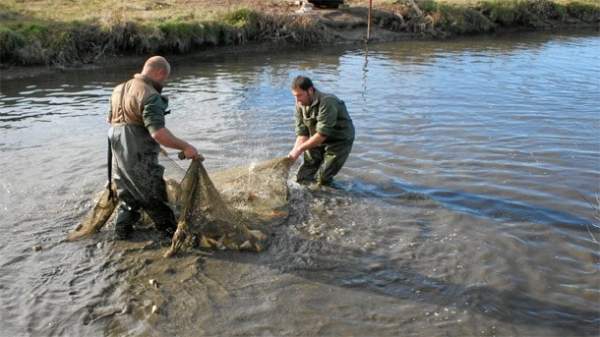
[0,31,599,337]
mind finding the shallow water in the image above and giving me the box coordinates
[1,31,599,337]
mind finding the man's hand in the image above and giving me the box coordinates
[288,133,326,161]
[183,145,202,161]
[289,135,308,161]
[288,147,303,161]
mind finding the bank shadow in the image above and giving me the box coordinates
[208,185,599,337]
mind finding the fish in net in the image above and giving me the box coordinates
[68,155,294,257]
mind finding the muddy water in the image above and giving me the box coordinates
[1,31,599,337]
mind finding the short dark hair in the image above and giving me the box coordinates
[291,76,314,91]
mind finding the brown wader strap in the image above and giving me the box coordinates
[107,137,113,199]
[117,81,127,119]
[107,81,128,199]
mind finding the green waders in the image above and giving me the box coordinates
[296,139,353,186]
[109,124,176,239]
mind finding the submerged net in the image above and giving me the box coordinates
[68,156,294,257]
[67,183,118,241]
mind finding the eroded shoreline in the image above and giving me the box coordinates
[1,1,598,80]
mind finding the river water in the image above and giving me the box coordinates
[1,31,598,337]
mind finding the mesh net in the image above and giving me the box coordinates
[68,156,293,257]
[67,184,118,241]
[165,157,293,256]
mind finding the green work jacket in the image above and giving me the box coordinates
[295,90,355,143]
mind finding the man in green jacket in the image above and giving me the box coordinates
[108,56,201,240]
[288,76,355,186]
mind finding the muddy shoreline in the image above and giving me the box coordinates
[2,25,597,82]
[0,41,292,81]
[1,2,598,81]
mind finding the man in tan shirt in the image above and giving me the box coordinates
[108,56,201,240]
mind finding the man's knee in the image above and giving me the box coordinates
[317,150,350,184]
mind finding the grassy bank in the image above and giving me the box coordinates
[0,0,598,67]
[412,0,600,35]
[0,1,324,66]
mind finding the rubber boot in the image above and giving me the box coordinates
[144,199,177,239]
[114,203,140,240]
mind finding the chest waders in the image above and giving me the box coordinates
[109,83,176,240]
[296,101,354,186]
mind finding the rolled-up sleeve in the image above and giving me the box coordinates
[294,106,309,137]
[143,94,167,134]
[316,98,338,137]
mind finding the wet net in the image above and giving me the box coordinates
[68,155,294,257]
[67,183,118,241]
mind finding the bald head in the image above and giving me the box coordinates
[141,56,171,84]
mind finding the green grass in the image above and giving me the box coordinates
[412,0,599,34]
[1,0,598,66]
[0,6,279,65]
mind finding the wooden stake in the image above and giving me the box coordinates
[367,0,372,42]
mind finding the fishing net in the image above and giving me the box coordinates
[165,156,293,256]
[68,155,294,257]
[67,183,118,241]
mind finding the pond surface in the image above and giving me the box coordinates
[0,31,598,337]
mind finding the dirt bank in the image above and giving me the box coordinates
[1,0,598,80]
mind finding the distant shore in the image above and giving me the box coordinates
[1,0,598,79]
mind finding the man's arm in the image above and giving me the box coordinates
[288,133,327,161]
[294,135,308,150]
[151,127,187,149]
[151,127,201,160]
[288,98,338,161]
[293,106,310,137]
[288,135,308,160]
[289,106,311,160]
[143,94,201,160]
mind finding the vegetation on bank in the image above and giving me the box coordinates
[0,4,323,66]
[415,0,600,34]
[0,0,598,67]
